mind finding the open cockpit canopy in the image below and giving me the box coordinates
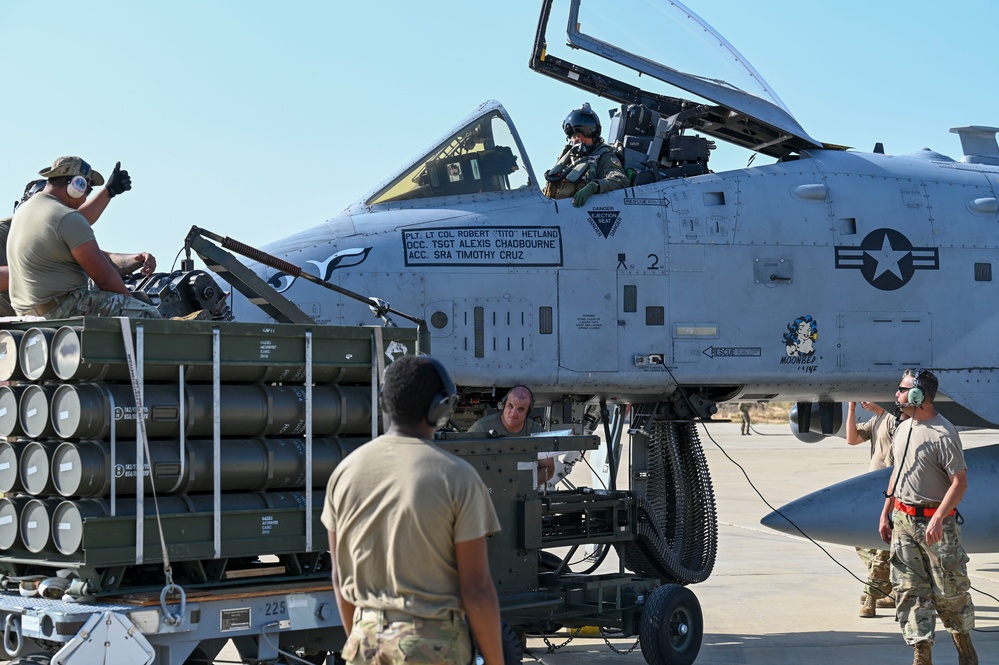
[531,0,832,160]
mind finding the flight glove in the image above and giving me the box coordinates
[106,161,132,198]
[572,182,598,207]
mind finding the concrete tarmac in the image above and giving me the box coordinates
[208,422,999,664]
[524,422,999,665]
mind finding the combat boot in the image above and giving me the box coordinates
[876,581,895,607]
[952,632,978,665]
[859,592,877,618]
[912,641,932,665]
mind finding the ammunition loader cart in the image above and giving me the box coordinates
[0,317,708,665]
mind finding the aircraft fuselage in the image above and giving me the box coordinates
[234,145,999,424]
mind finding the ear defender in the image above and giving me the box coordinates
[909,370,925,407]
[425,357,457,428]
[499,385,535,413]
[67,175,89,199]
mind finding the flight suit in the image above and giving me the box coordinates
[543,143,629,200]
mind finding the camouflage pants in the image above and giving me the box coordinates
[342,608,471,665]
[45,288,161,320]
[856,546,891,597]
[890,510,975,645]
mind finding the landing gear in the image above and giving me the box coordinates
[639,584,702,665]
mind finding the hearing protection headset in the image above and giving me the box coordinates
[498,385,535,412]
[906,370,925,408]
[66,175,89,199]
[424,356,458,428]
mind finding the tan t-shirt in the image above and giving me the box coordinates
[855,410,898,471]
[8,193,95,313]
[322,434,500,620]
[0,217,13,317]
[892,414,966,506]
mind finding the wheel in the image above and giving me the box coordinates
[275,650,330,665]
[639,584,702,665]
[501,620,523,665]
[182,646,215,665]
[9,654,53,665]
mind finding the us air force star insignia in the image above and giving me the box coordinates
[587,209,621,238]
[834,228,939,291]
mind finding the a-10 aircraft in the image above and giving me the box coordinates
[197,0,999,585]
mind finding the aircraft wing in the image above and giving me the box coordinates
[531,0,829,158]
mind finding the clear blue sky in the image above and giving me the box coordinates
[2,1,996,268]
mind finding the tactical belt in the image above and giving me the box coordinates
[894,499,953,518]
[26,296,64,317]
[355,607,459,626]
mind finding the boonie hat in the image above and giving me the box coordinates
[38,156,105,186]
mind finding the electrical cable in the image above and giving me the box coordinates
[658,366,895,602]
[663,369,999,632]
[168,245,186,273]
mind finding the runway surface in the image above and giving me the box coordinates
[209,422,999,664]
[525,422,999,665]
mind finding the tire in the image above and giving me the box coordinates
[639,584,702,665]
[501,620,523,665]
[9,654,54,665]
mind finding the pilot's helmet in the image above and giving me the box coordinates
[563,103,601,140]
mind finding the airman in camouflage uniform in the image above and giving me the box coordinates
[847,400,899,617]
[8,157,159,320]
[544,103,629,207]
[43,287,160,320]
[738,402,752,435]
[878,370,977,665]
[343,609,472,665]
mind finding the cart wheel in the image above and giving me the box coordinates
[501,620,523,665]
[8,654,54,665]
[182,646,212,664]
[639,584,702,665]
[275,650,330,665]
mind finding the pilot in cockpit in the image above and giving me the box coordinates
[543,103,629,207]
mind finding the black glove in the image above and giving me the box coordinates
[106,161,132,198]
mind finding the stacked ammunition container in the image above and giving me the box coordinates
[0,317,416,593]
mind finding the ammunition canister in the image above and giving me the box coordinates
[0,496,31,550]
[51,437,359,497]
[0,441,28,493]
[18,384,59,439]
[48,321,404,383]
[0,330,25,381]
[51,383,373,439]
[19,441,60,496]
[19,327,57,382]
[20,498,60,553]
[0,385,28,437]
[51,491,324,556]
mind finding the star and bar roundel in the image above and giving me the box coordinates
[834,228,939,291]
